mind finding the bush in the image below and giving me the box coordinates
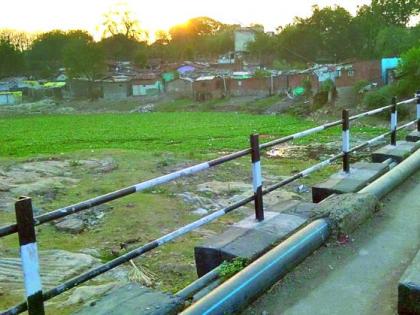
[362,85,394,110]
[363,85,411,118]
[219,258,248,281]
[352,80,370,94]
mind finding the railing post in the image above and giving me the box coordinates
[15,197,45,315]
[391,96,397,146]
[250,134,264,221]
[416,90,420,132]
[342,109,350,173]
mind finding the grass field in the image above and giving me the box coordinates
[0,112,385,157]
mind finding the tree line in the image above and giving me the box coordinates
[0,0,419,80]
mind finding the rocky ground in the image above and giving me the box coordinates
[0,137,383,314]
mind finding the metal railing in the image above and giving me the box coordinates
[1,92,419,315]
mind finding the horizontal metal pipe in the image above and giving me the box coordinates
[181,219,331,315]
[359,145,420,199]
[176,267,221,300]
[263,153,343,195]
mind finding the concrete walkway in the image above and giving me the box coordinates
[244,170,420,315]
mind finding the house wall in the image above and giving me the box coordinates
[336,60,382,88]
[166,79,193,98]
[287,73,319,91]
[0,92,22,105]
[102,81,131,100]
[68,80,102,98]
[132,80,162,96]
[228,77,270,97]
[193,78,224,101]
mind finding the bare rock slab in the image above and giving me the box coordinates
[406,131,420,143]
[398,250,420,315]
[55,217,85,234]
[311,162,389,203]
[74,283,183,315]
[371,141,420,163]
[194,211,308,277]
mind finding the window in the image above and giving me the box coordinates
[336,70,341,77]
[348,69,355,77]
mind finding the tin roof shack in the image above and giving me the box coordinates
[0,91,23,105]
[102,76,131,100]
[193,76,225,101]
[335,60,382,88]
[132,74,163,96]
[166,78,193,98]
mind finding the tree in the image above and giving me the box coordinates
[396,45,420,95]
[372,0,420,26]
[27,30,93,77]
[350,5,385,59]
[247,32,278,65]
[306,5,354,61]
[375,26,417,57]
[99,34,147,61]
[0,39,25,78]
[63,39,105,81]
[0,29,35,51]
[102,3,148,41]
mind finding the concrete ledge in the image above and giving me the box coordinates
[398,250,420,315]
[285,193,379,236]
[371,141,420,163]
[311,162,389,203]
[406,131,420,143]
[194,211,308,277]
[75,283,184,315]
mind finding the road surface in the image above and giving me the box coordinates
[244,170,420,315]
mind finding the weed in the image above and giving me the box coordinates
[219,257,248,281]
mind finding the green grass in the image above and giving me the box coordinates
[1,112,388,158]
[0,112,322,157]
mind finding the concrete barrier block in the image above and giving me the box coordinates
[75,283,184,315]
[371,141,420,163]
[312,162,389,203]
[194,211,308,277]
[406,131,420,143]
[313,193,379,235]
[398,250,420,315]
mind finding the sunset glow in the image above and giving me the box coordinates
[1,0,372,39]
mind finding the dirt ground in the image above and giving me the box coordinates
[244,170,420,315]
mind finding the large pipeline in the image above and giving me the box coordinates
[181,219,330,315]
[359,146,420,199]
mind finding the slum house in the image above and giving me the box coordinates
[102,76,132,100]
[166,78,193,98]
[228,73,288,97]
[68,79,102,99]
[132,73,163,97]
[334,60,382,88]
[193,76,225,101]
[0,91,22,105]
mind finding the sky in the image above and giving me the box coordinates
[1,0,372,39]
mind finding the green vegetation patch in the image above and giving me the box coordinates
[0,112,330,157]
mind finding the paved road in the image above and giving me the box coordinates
[244,170,420,315]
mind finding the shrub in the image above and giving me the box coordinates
[362,85,394,110]
[219,258,248,281]
[352,80,370,94]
